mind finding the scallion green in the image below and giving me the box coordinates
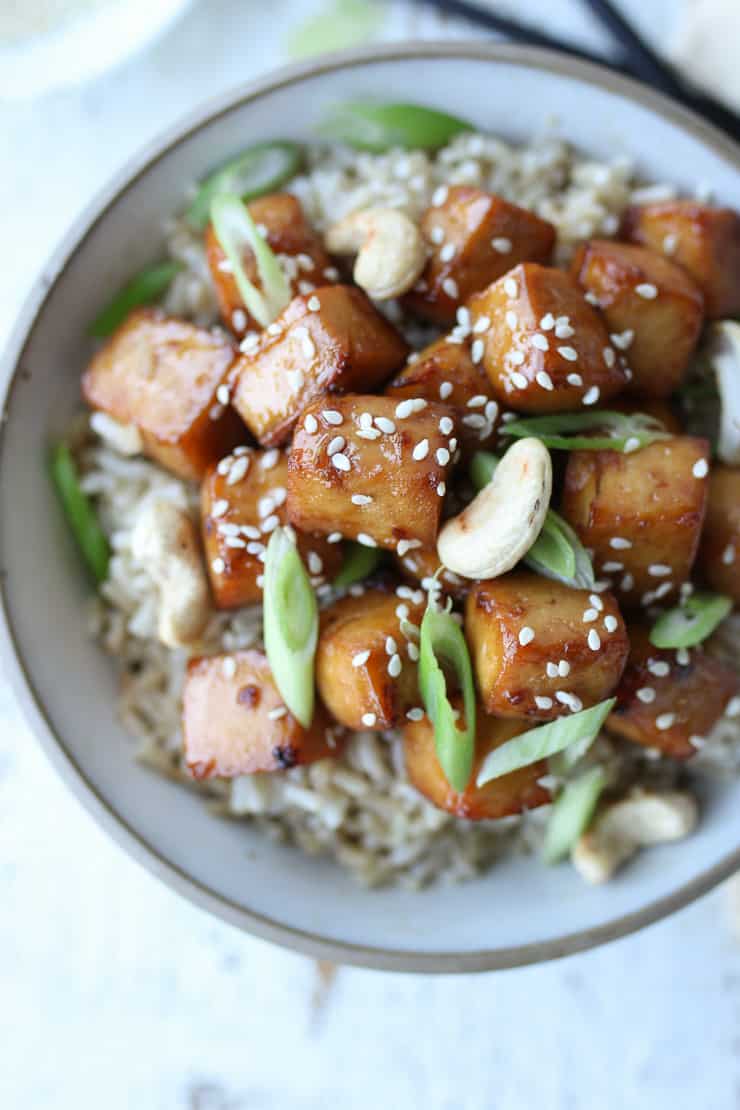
[286,0,382,60]
[186,142,302,230]
[542,766,607,864]
[210,193,291,329]
[333,542,384,588]
[89,260,183,337]
[318,101,473,152]
[50,442,110,584]
[418,601,476,793]
[649,591,733,649]
[500,410,670,453]
[263,527,318,727]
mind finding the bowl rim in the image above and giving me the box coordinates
[2,40,740,974]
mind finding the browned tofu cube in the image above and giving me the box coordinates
[201,447,343,609]
[465,573,629,720]
[394,543,469,602]
[229,286,408,447]
[315,588,426,731]
[561,437,710,608]
[183,649,343,779]
[385,337,500,456]
[82,308,244,480]
[606,627,739,759]
[205,193,333,337]
[623,200,740,319]
[287,394,457,553]
[404,186,555,326]
[571,240,704,398]
[699,465,740,603]
[403,703,551,820]
[467,263,627,413]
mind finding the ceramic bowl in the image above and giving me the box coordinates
[2,43,739,972]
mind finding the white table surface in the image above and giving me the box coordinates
[2,2,739,1108]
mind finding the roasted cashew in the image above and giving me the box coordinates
[436,438,552,580]
[705,320,740,465]
[131,499,210,648]
[572,788,698,884]
[325,208,427,300]
[90,411,143,456]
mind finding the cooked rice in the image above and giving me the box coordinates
[81,131,739,887]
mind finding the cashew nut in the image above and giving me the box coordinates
[325,208,427,300]
[90,410,142,456]
[131,499,210,648]
[704,320,740,464]
[572,788,698,884]
[436,438,552,580]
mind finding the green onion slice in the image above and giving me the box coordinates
[650,591,733,649]
[50,442,110,584]
[542,766,607,865]
[476,698,615,787]
[501,410,670,453]
[470,452,594,589]
[418,601,476,793]
[89,260,183,338]
[286,0,382,60]
[318,101,473,152]
[210,193,291,329]
[263,526,318,727]
[186,142,302,230]
[333,542,384,588]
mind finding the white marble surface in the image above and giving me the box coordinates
[2,2,740,1108]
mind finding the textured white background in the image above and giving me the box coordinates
[2,2,739,1108]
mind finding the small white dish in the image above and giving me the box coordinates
[1,43,739,972]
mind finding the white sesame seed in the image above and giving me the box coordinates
[558,346,578,361]
[267,322,282,336]
[582,386,600,406]
[539,313,555,331]
[357,533,376,547]
[727,697,740,718]
[395,603,410,620]
[656,713,676,731]
[226,456,250,485]
[385,636,398,656]
[352,650,371,668]
[440,242,456,263]
[212,499,229,518]
[242,525,261,540]
[675,648,690,666]
[396,538,421,556]
[610,329,634,350]
[509,350,525,366]
[267,706,287,721]
[624,437,641,454]
[648,660,670,677]
[439,416,454,435]
[637,687,656,704]
[323,265,340,282]
[331,452,350,472]
[430,225,445,245]
[388,653,402,678]
[536,370,554,391]
[512,372,529,390]
[304,413,318,434]
[395,400,414,419]
[635,282,658,299]
[407,642,420,662]
[692,458,709,478]
[261,514,279,534]
[239,332,259,354]
[504,277,518,298]
[485,400,498,423]
[438,381,453,401]
[492,236,512,253]
[413,439,429,461]
[604,615,618,633]
[216,384,231,406]
[351,494,372,506]
[436,447,450,466]
[555,322,575,339]
[610,537,633,550]
[535,696,554,710]
[307,295,321,311]
[722,544,736,565]
[357,428,381,440]
[322,409,343,425]
[260,449,279,470]
[587,629,601,651]
[327,532,343,544]
[648,564,672,577]
[566,373,584,387]
[532,333,549,351]
[361,712,377,728]
[621,573,635,591]
[556,691,583,712]
[558,660,571,677]
[359,411,373,429]
[374,416,396,434]
[208,403,224,421]
[603,347,616,368]
[546,662,559,678]
[583,608,599,623]
[327,435,346,456]
[307,552,323,575]
[519,626,535,646]
[436,482,446,497]
[602,562,623,573]
[463,413,487,429]
[432,185,449,207]
[471,338,485,364]
[442,277,459,299]
[449,437,458,450]
[505,310,518,330]
[406,707,424,721]
[211,557,225,574]
[474,315,491,334]
[257,495,275,518]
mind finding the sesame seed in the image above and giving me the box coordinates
[212,499,229,518]
[442,277,459,298]
[406,707,424,721]
[439,381,453,400]
[361,712,377,728]
[216,384,231,406]
[636,282,658,299]
[582,386,600,406]
[512,372,529,390]
[463,413,487,429]
[322,409,343,425]
[727,697,740,718]
[492,236,512,253]
[603,347,616,368]
[261,514,279,534]
[532,333,549,351]
[351,494,372,506]
[268,706,287,721]
[656,713,676,731]
[536,370,554,391]
[388,653,402,678]
[432,185,449,207]
[621,573,635,591]
[407,643,420,662]
[610,537,632,550]
[439,416,454,435]
[604,615,618,633]
[307,552,323,575]
[558,346,578,361]
[509,350,525,366]
[449,437,458,450]
[555,322,575,339]
[436,447,450,466]
[240,332,259,354]
[535,696,554,710]
[689,734,706,749]
[267,322,282,336]
[602,562,623,573]
[352,650,371,668]
[331,452,350,472]
[504,277,518,298]
[558,660,571,677]
[485,400,498,423]
[327,532,343,544]
[722,544,736,565]
[692,458,709,478]
[211,557,225,574]
[226,456,250,485]
[327,435,346,456]
[583,608,599,623]
[242,525,261,540]
[208,403,224,421]
[430,225,445,244]
[413,439,429,461]
[648,564,672,577]
[624,437,641,453]
[567,373,584,387]
[648,660,670,677]
[505,310,518,330]
[257,495,275,518]
[395,399,414,419]
[556,691,583,712]
[374,416,396,434]
[357,533,376,547]
[357,428,381,440]
[307,295,321,311]
[610,329,634,350]
[437,482,446,497]
[397,538,422,556]
[546,662,559,678]
[324,266,340,281]
[384,636,398,656]
[540,314,555,330]
[636,687,656,703]
[304,413,318,434]
[587,629,601,651]
[440,242,456,262]
[395,603,410,620]
[471,338,485,364]
[474,315,491,335]
[260,449,279,470]
[519,626,535,646]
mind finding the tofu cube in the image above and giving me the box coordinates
[467,263,627,412]
[571,239,704,398]
[699,465,740,603]
[287,394,457,552]
[403,704,551,820]
[561,437,710,607]
[201,447,343,608]
[316,589,426,730]
[465,573,629,720]
[82,308,244,480]
[404,186,555,326]
[229,286,408,447]
[606,627,739,759]
[205,192,332,336]
[385,337,500,456]
[183,649,343,779]
[623,200,740,319]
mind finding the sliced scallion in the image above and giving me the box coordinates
[263,526,318,727]
[318,101,473,152]
[88,260,183,338]
[286,0,382,59]
[50,442,110,584]
[649,591,733,649]
[333,542,384,588]
[542,766,607,865]
[418,601,476,792]
[500,410,670,453]
[210,193,291,329]
[186,142,303,230]
[476,698,615,787]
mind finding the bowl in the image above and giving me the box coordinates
[2,43,739,973]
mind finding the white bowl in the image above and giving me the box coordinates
[2,43,739,972]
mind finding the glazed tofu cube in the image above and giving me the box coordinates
[385,337,500,455]
[465,573,629,720]
[606,627,739,759]
[229,286,408,447]
[699,465,740,603]
[403,703,551,820]
[183,649,343,779]
[201,447,343,609]
[205,193,333,336]
[394,543,469,603]
[467,263,627,413]
[82,308,244,480]
[404,186,555,326]
[623,200,740,319]
[571,240,704,398]
[561,437,710,607]
[287,394,457,552]
[315,589,426,731]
